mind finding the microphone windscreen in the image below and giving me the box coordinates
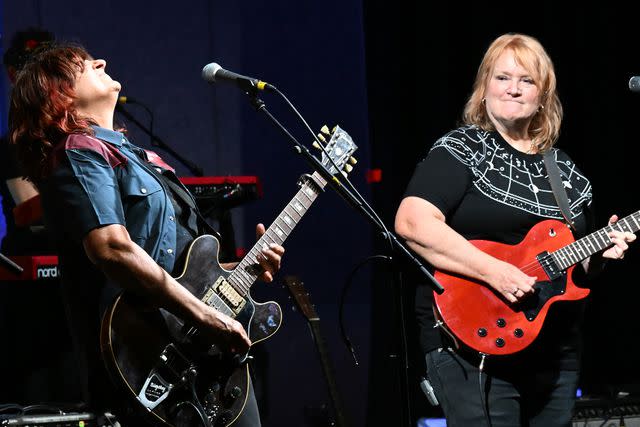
[202,63,222,83]
[629,76,640,93]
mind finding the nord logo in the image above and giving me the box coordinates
[36,266,59,279]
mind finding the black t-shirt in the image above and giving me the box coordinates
[404,125,594,367]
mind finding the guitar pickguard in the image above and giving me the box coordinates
[518,273,568,321]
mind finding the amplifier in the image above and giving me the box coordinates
[179,175,262,211]
[0,412,117,427]
[572,396,640,427]
[572,417,640,427]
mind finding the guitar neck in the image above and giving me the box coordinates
[550,210,640,270]
[308,320,349,427]
[227,172,327,295]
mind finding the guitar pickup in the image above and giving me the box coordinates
[536,251,563,280]
[206,276,246,315]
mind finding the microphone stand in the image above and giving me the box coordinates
[115,104,204,176]
[244,89,442,294]
[0,252,23,275]
[242,88,442,427]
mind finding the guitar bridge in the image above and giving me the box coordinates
[137,344,191,410]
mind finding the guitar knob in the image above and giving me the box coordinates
[496,318,506,328]
[495,338,505,347]
[229,386,242,399]
[220,410,234,423]
[514,328,524,338]
[477,328,487,337]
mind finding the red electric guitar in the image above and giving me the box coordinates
[433,211,639,356]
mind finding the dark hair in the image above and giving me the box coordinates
[3,27,55,72]
[9,43,96,184]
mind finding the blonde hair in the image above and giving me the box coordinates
[462,33,562,152]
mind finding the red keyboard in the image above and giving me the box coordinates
[12,176,262,227]
[0,255,59,281]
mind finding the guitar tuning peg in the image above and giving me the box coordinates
[312,141,322,150]
[316,133,327,142]
[320,125,330,135]
[349,156,358,165]
[341,170,348,178]
[343,164,353,173]
[332,125,338,134]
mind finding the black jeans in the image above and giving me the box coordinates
[425,348,578,427]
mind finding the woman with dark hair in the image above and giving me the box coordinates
[395,33,635,426]
[10,43,283,426]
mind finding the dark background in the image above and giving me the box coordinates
[2,1,639,426]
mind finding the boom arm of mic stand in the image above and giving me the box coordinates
[0,252,23,274]
[115,104,204,176]
[246,93,443,294]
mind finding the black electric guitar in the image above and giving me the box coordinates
[284,276,349,427]
[100,126,357,426]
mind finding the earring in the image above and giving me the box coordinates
[537,104,545,112]
[482,98,486,104]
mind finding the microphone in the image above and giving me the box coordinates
[201,63,274,92]
[629,76,640,93]
[118,95,139,104]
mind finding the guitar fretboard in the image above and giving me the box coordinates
[227,172,327,295]
[551,210,640,270]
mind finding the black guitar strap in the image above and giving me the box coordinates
[543,150,576,231]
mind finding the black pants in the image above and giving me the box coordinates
[425,348,578,427]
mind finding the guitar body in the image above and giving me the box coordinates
[433,219,590,356]
[100,235,282,426]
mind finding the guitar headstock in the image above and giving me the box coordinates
[283,275,319,321]
[315,125,358,177]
